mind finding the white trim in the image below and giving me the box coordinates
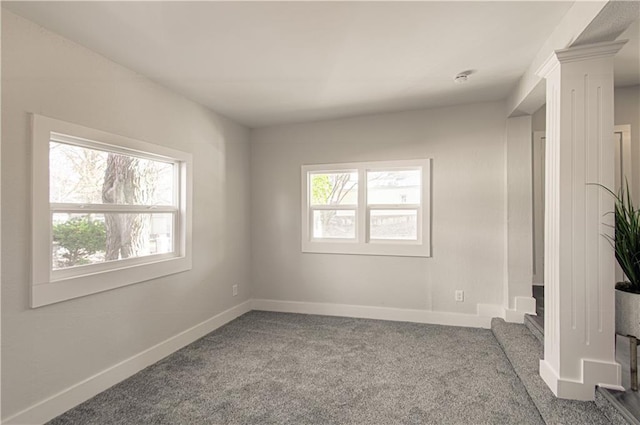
[301,158,431,257]
[2,300,252,425]
[50,132,179,166]
[31,114,193,307]
[50,204,177,213]
[553,39,628,64]
[504,296,537,323]
[479,298,537,324]
[32,256,193,307]
[251,299,495,329]
[536,40,628,78]
[540,358,623,401]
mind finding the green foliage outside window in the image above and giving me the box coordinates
[311,174,332,204]
[53,216,106,267]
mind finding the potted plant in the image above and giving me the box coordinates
[605,181,640,338]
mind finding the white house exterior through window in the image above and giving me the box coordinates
[301,159,431,257]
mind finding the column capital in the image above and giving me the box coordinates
[536,39,628,78]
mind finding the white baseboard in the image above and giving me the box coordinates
[3,300,252,425]
[540,358,624,401]
[504,296,537,323]
[252,299,495,329]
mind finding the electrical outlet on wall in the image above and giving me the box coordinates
[232,284,238,297]
[455,290,464,302]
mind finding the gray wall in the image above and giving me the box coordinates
[251,101,507,315]
[1,10,251,418]
[506,115,533,305]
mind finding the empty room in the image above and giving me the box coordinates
[1,1,640,424]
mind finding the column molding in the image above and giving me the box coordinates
[535,40,626,400]
[537,40,628,76]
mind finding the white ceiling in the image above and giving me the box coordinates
[3,1,637,128]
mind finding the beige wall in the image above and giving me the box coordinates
[251,101,507,315]
[532,105,546,132]
[1,10,251,419]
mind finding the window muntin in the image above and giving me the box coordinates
[32,114,192,307]
[301,159,431,257]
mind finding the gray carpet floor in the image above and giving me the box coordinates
[47,311,544,425]
[491,318,612,424]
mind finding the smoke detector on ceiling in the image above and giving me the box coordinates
[454,70,474,84]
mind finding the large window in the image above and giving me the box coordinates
[301,159,431,257]
[32,115,192,307]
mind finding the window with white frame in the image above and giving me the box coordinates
[301,159,431,257]
[31,115,192,307]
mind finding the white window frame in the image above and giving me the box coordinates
[301,159,431,257]
[31,114,193,307]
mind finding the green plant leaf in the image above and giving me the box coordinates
[596,179,640,292]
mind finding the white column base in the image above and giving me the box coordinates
[540,358,623,401]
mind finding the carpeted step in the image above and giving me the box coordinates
[524,314,544,345]
[491,318,611,425]
[595,387,640,425]
[518,316,639,424]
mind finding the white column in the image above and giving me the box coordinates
[536,40,627,400]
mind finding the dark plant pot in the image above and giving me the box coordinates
[616,288,640,338]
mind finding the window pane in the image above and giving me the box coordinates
[50,142,174,206]
[52,212,174,270]
[370,209,418,240]
[312,210,356,239]
[309,172,358,206]
[367,169,421,205]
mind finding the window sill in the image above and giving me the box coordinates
[31,256,192,308]
[301,241,430,257]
